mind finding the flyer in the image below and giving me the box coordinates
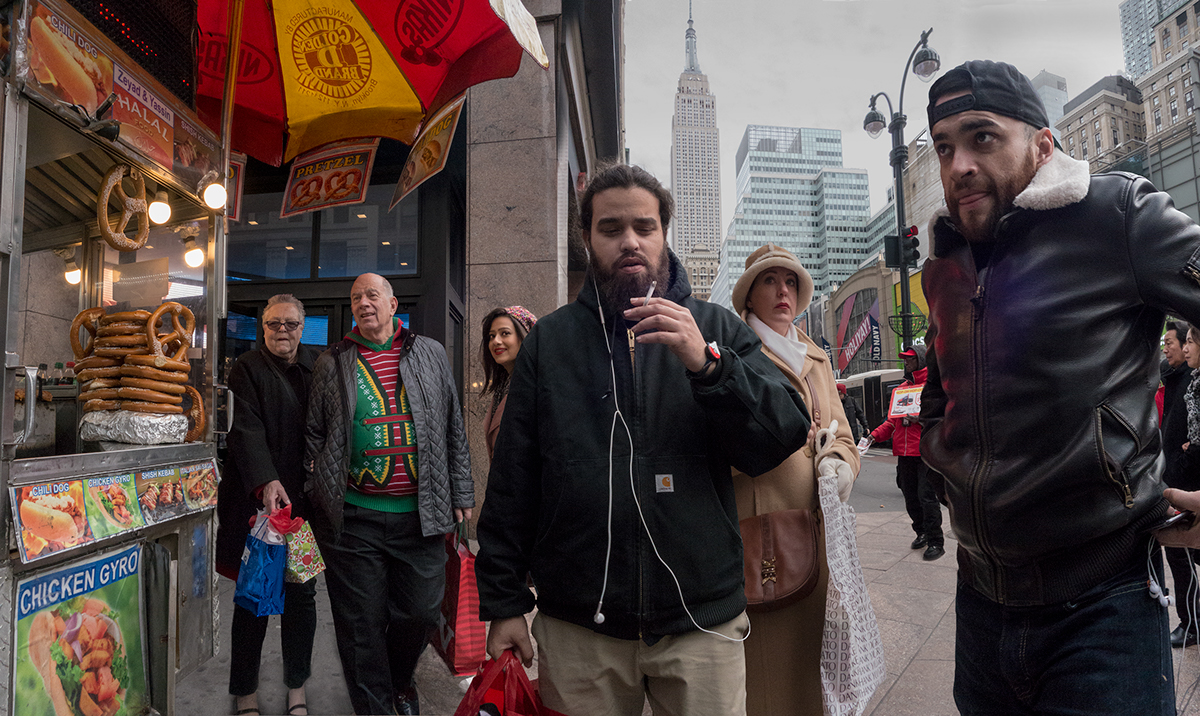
[887,385,923,419]
[12,481,94,563]
[134,467,185,524]
[83,474,144,540]
[13,544,147,716]
[279,139,379,218]
[390,94,464,210]
[179,461,219,510]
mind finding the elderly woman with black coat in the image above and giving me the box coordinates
[216,294,320,716]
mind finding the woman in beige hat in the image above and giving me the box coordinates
[731,243,860,714]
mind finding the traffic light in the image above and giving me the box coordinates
[901,225,920,265]
[883,234,901,268]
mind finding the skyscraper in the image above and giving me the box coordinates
[669,4,721,258]
[1122,0,1160,80]
[709,125,871,308]
[1032,70,1069,142]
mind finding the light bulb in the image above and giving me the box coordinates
[64,263,81,285]
[149,190,171,224]
[203,181,227,209]
[183,237,206,268]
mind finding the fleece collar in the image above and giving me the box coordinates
[927,150,1092,237]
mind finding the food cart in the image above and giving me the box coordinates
[0,1,233,713]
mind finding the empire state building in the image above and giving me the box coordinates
[670,6,721,279]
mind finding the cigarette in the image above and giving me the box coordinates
[645,282,657,303]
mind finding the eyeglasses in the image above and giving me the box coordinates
[264,320,301,332]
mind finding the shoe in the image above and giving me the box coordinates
[1171,624,1200,648]
[923,544,945,561]
[395,686,419,715]
[910,534,928,550]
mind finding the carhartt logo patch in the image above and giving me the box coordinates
[656,474,674,493]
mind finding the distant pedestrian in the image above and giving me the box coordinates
[864,346,943,560]
[837,382,870,444]
[921,59,1200,714]
[479,306,537,462]
[731,243,859,715]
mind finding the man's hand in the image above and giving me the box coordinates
[1157,488,1200,548]
[262,480,290,511]
[623,297,708,373]
[454,507,473,523]
[486,616,534,666]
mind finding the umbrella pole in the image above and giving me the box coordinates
[219,0,245,192]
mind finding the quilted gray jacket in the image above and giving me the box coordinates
[303,326,473,542]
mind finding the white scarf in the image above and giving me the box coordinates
[748,313,808,380]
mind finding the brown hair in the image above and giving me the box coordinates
[579,163,674,236]
[480,308,531,398]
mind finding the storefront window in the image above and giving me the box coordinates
[317,184,419,278]
[226,193,315,280]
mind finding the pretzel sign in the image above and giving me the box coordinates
[97,164,150,252]
[325,168,363,201]
[290,177,323,209]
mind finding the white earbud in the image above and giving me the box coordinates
[1149,578,1173,608]
[593,612,605,625]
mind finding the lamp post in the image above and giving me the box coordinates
[864,28,940,351]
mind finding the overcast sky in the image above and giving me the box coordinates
[624,0,1127,227]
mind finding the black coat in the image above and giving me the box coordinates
[1161,361,1195,490]
[216,344,318,578]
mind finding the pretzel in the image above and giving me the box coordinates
[119,377,187,394]
[100,311,151,326]
[290,176,323,208]
[184,385,206,442]
[77,388,121,401]
[82,378,122,390]
[116,387,183,404]
[83,399,121,412]
[97,165,150,252]
[94,345,151,358]
[121,401,182,414]
[74,356,122,371]
[95,334,148,347]
[77,366,124,381]
[146,302,195,363]
[119,364,189,383]
[325,168,362,201]
[70,308,105,359]
[97,322,145,337]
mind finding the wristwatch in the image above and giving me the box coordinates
[686,341,721,378]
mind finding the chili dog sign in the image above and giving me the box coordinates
[279,138,379,218]
[391,94,464,209]
[13,545,148,716]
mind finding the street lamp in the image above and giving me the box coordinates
[864,28,940,351]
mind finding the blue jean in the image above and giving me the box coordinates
[954,553,1174,716]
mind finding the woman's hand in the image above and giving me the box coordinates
[262,480,290,511]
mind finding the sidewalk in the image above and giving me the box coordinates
[176,508,1200,715]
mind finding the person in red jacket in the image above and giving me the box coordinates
[867,345,944,560]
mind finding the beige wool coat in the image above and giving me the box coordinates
[733,314,860,716]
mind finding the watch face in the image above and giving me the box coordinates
[706,341,721,360]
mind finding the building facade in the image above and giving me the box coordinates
[683,243,719,300]
[1033,70,1069,142]
[1123,0,1163,80]
[1139,48,1200,144]
[900,131,943,242]
[709,125,871,307]
[669,8,720,256]
[1056,75,1146,172]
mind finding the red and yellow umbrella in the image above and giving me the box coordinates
[196,0,548,166]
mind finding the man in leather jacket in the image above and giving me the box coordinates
[920,60,1200,714]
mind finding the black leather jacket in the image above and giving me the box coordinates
[920,151,1200,605]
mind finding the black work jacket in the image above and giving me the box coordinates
[920,151,1200,605]
[216,344,318,577]
[476,253,811,640]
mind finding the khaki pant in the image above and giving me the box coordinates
[532,612,749,716]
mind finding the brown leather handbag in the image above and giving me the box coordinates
[740,374,822,612]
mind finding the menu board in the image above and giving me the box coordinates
[25,3,113,118]
[83,474,145,540]
[113,64,174,168]
[11,461,220,564]
[12,545,147,716]
[13,482,93,562]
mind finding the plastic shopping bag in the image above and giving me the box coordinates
[818,473,887,716]
[233,508,288,617]
[453,650,567,716]
[431,523,486,675]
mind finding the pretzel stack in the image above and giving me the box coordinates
[71,301,206,442]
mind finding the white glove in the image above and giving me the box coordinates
[814,419,840,461]
[818,457,855,502]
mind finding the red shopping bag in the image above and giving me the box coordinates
[431,523,488,676]
[454,650,567,716]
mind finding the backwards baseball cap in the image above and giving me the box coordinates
[927,60,1049,133]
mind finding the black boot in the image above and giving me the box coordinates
[394,685,419,715]
[910,534,928,550]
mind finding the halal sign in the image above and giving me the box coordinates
[394,0,466,66]
[291,15,372,99]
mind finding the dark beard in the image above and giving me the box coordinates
[592,245,671,316]
[951,150,1039,243]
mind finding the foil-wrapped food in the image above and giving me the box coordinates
[79,411,188,445]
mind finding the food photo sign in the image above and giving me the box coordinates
[887,385,923,419]
[83,474,145,541]
[279,138,379,218]
[12,544,147,716]
[13,482,94,563]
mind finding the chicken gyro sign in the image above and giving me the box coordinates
[13,544,147,716]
